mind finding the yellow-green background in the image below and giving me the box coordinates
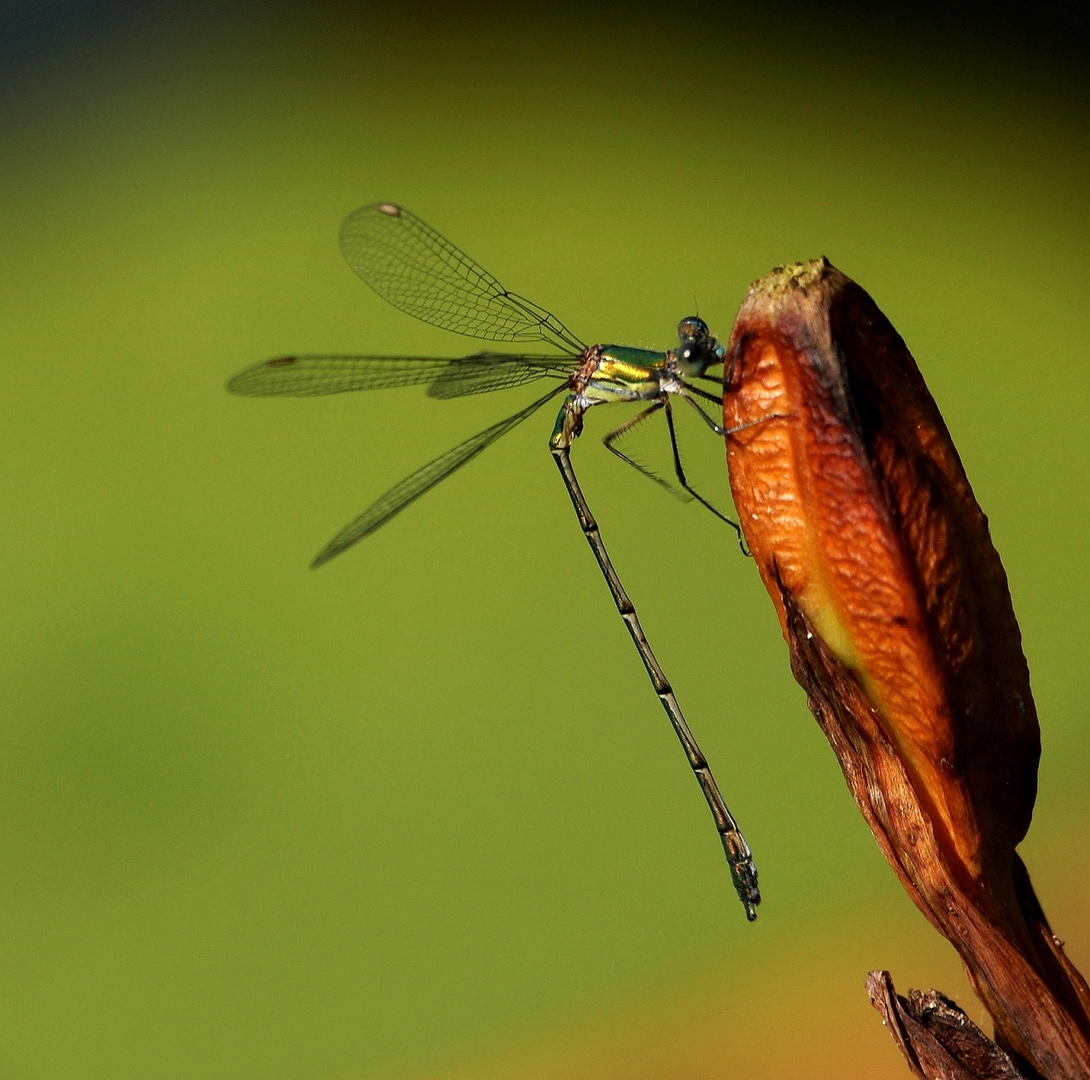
[2,3,1088,1076]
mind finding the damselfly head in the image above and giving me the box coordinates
[674,316,724,376]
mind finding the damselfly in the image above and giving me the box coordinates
[228,203,760,920]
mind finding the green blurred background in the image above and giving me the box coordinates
[2,2,1088,1076]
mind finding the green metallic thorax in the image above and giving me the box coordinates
[582,345,667,403]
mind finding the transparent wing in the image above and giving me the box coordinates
[339,203,586,353]
[426,354,574,400]
[312,385,565,567]
[227,355,459,396]
[226,353,573,398]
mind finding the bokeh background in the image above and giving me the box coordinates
[2,2,1088,1077]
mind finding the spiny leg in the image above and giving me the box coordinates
[662,397,747,552]
[602,401,747,551]
[679,388,730,435]
[602,400,686,501]
[675,391,796,557]
[678,387,794,440]
[550,400,760,920]
[688,383,729,405]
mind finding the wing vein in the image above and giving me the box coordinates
[311,385,565,566]
[339,204,586,353]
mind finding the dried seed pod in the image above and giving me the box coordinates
[724,259,1090,1079]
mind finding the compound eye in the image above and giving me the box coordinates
[676,339,716,377]
[677,316,710,345]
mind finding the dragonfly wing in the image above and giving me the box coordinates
[339,203,586,354]
[426,354,574,400]
[312,384,565,567]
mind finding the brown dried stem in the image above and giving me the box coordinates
[723,260,1090,1079]
[867,971,1028,1080]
